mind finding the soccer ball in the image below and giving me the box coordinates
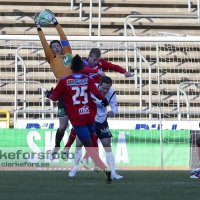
[37,11,52,26]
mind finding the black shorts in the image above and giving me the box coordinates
[57,95,68,118]
[95,120,113,139]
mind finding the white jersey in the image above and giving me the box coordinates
[91,84,118,123]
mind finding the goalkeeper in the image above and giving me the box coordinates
[33,9,105,160]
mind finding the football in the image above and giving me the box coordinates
[37,10,52,26]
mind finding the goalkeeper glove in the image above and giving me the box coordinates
[45,87,53,98]
[101,98,109,107]
[45,9,58,25]
[33,13,41,30]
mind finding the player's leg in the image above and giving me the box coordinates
[65,128,77,150]
[62,128,77,161]
[57,95,69,147]
[190,134,200,175]
[81,133,99,169]
[68,136,83,177]
[50,95,68,160]
[96,120,123,179]
[73,124,112,184]
[101,138,123,180]
[197,135,200,163]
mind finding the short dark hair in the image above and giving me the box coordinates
[71,54,83,72]
[99,76,112,86]
[89,48,101,57]
[50,40,62,49]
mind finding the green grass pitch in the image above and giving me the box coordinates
[0,170,199,200]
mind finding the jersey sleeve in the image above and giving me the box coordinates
[82,66,98,74]
[101,58,126,73]
[38,31,54,64]
[55,24,72,55]
[109,91,118,115]
[49,79,65,101]
[88,77,105,100]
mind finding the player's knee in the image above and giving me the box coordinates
[58,124,66,133]
[104,146,112,152]
[76,142,83,148]
[59,118,69,132]
[59,127,66,133]
[82,139,92,147]
[75,147,82,150]
[57,128,65,135]
[104,143,111,148]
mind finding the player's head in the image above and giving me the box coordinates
[50,40,62,55]
[71,54,83,72]
[88,48,101,67]
[99,76,112,95]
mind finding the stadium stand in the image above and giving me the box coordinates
[0,0,200,127]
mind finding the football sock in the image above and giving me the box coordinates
[83,135,99,159]
[106,151,115,173]
[74,149,82,167]
[55,129,65,147]
[65,128,76,150]
[85,145,107,170]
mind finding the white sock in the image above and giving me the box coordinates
[74,149,82,168]
[106,151,115,173]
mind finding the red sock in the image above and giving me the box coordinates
[83,135,98,159]
[64,128,76,150]
[198,144,200,160]
[85,145,106,170]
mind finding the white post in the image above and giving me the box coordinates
[89,0,93,36]
[198,0,200,23]
[156,42,164,170]
[79,0,83,21]
[14,47,20,111]
[139,56,142,111]
[123,22,129,74]
[188,0,191,12]
[98,0,102,37]
[71,0,74,10]
[22,55,27,119]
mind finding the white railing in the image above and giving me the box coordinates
[177,81,200,121]
[1,35,200,42]
[124,21,138,87]
[79,0,200,36]
[77,0,200,35]
[157,32,196,37]
[14,47,54,119]
[0,80,54,119]
[1,35,200,122]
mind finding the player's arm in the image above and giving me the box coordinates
[46,9,72,55]
[88,78,108,106]
[107,91,118,117]
[46,79,64,101]
[101,59,133,77]
[82,66,106,76]
[82,67,98,74]
[33,13,54,64]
